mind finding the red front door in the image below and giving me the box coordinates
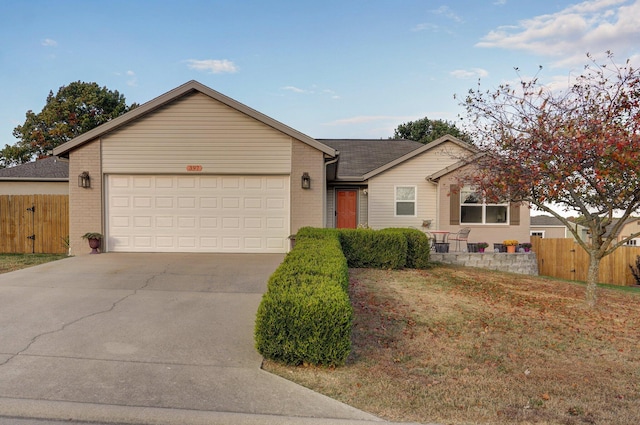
[336,190,357,228]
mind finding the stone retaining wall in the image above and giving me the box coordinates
[431,252,539,275]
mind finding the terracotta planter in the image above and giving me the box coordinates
[506,245,516,253]
[88,238,101,254]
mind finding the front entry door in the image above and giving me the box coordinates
[336,189,357,229]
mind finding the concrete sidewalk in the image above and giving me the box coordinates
[0,253,424,425]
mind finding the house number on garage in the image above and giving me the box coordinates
[186,165,203,172]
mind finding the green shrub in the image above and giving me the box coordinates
[255,278,352,365]
[339,228,407,269]
[295,226,340,241]
[383,228,431,269]
[255,230,352,366]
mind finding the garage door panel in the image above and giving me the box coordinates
[106,175,289,253]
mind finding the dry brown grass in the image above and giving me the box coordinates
[264,265,640,425]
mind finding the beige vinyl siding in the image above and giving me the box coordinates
[102,92,292,174]
[367,142,467,230]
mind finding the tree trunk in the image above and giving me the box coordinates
[585,250,600,308]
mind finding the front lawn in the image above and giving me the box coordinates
[0,253,67,274]
[264,265,640,425]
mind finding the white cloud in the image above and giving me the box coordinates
[477,0,640,67]
[126,70,137,87]
[186,59,238,74]
[412,23,440,32]
[324,115,416,126]
[432,6,464,23]
[280,85,340,99]
[281,86,309,94]
[450,68,489,79]
[323,89,340,99]
[413,6,461,34]
[42,38,57,47]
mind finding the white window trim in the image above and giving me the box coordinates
[460,186,509,225]
[530,230,545,238]
[394,185,417,217]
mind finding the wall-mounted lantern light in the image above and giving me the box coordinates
[78,171,91,188]
[301,172,311,189]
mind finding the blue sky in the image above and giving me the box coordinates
[1,0,639,147]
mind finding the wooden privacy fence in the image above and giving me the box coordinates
[0,195,69,254]
[531,237,640,286]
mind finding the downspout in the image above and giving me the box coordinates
[324,153,340,228]
[426,177,439,229]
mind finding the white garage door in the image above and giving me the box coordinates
[106,175,289,253]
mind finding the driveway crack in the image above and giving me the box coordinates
[0,269,165,367]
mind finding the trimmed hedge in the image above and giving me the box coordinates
[255,229,352,366]
[382,228,431,269]
[339,228,407,269]
[255,226,430,366]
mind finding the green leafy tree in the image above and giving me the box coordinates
[461,53,640,308]
[393,116,473,144]
[2,81,137,166]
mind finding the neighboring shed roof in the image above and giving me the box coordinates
[530,215,567,226]
[318,139,424,180]
[0,156,68,181]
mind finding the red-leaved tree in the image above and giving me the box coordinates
[460,52,640,307]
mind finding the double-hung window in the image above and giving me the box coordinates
[460,186,508,224]
[395,186,416,216]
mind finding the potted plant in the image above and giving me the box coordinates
[82,232,103,254]
[477,242,489,253]
[503,239,518,253]
[521,242,532,252]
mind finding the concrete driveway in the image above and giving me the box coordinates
[0,253,393,425]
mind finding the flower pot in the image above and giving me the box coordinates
[506,245,516,253]
[88,238,101,254]
[479,247,485,253]
[524,247,531,252]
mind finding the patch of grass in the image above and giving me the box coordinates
[264,265,640,425]
[0,253,67,274]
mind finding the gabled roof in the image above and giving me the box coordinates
[0,156,68,181]
[364,134,477,181]
[53,80,336,158]
[320,135,477,182]
[318,139,423,181]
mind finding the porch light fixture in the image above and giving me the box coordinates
[301,172,311,189]
[78,171,91,188]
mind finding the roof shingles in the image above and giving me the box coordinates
[318,139,423,179]
[0,157,69,179]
